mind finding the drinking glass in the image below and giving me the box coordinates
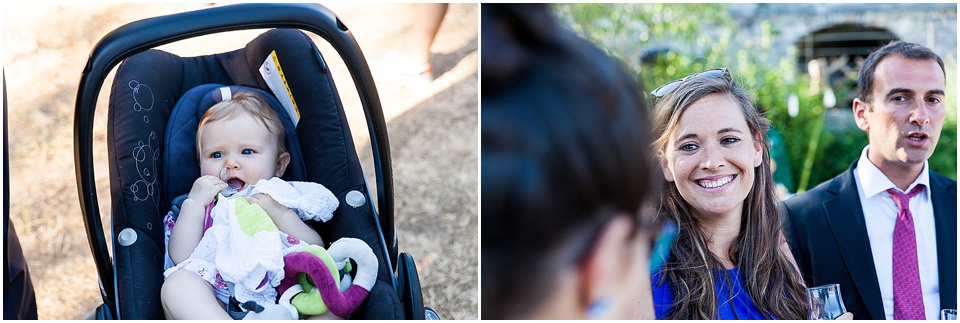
[806,283,846,320]
[942,309,957,320]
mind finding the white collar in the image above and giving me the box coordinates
[855,146,930,199]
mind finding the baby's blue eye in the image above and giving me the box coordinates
[211,152,222,158]
[242,149,254,155]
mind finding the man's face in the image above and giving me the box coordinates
[855,55,946,170]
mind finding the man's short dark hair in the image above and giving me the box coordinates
[857,41,945,104]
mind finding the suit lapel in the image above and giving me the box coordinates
[822,163,886,319]
[931,172,958,310]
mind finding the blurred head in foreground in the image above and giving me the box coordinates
[481,3,659,319]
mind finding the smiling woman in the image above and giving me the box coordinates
[660,93,762,220]
[646,70,809,320]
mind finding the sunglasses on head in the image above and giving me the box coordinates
[651,68,730,99]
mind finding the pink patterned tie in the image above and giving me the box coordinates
[887,185,925,320]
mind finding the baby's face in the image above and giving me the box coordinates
[198,113,288,190]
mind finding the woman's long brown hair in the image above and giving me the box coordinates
[651,75,807,319]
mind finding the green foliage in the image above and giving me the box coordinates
[932,57,959,180]
[554,3,731,87]
[554,3,957,190]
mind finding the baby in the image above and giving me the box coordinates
[160,91,337,319]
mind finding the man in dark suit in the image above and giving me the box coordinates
[784,41,956,320]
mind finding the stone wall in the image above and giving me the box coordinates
[728,3,957,64]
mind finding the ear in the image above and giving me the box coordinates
[753,134,763,168]
[578,215,634,319]
[276,152,291,177]
[852,98,870,132]
[658,152,674,182]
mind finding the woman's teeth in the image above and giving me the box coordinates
[698,176,732,188]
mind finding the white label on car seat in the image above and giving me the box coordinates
[260,50,300,125]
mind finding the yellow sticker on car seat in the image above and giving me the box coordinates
[259,50,300,125]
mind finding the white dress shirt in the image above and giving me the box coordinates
[853,146,940,320]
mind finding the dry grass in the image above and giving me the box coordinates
[3,3,477,320]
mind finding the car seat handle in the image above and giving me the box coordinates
[74,4,394,317]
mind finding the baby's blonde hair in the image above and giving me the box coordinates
[196,91,288,160]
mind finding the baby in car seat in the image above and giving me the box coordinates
[160,91,341,320]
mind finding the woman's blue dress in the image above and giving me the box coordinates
[652,267,776,320]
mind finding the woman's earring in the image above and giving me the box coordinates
[586,296,612,319]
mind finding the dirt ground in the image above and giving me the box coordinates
[3,3,477,320]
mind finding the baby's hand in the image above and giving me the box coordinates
[245,193,293,220]
[187,175,228,206]
[247,193,322,246]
